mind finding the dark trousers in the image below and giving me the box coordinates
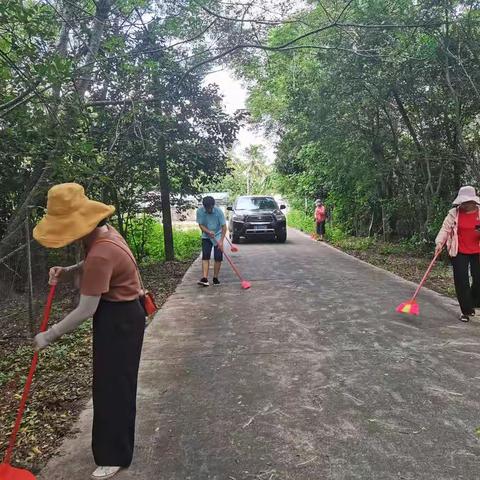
[316,221,325,235]
[451,253,480,315]
[202,238,223,262]
[92,299,145,467]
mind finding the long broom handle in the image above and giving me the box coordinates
[3,284,56,464]
[410,250,441,301]
[209,236,244,281]
[410,238,449,302]
[223,250,244,281]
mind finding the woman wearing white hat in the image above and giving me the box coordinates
[32,183,145,479]
[435,186,480,322]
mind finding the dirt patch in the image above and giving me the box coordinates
[0,259,193,473]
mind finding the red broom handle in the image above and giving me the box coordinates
[410,252,440,301]
[3,284,56,464]
[223,250,244,281]
[410,240,447,302]
[210,236,244,281]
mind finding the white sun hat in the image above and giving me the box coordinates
[452,186,480,206]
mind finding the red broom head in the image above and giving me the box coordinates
[241,280,251,290]
[230,246,239,252]
[0,463,36,480]
[396,300,419,315]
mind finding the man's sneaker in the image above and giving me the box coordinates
[213,277,220,286]
[197,277,209,287]
[459,314,470,322]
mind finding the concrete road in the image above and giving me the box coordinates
[40,228,480,480]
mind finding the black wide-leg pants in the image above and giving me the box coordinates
[92,299,145,467]
[451,253,480,315]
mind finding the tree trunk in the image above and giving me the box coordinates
[158,137,175,261]
[25,215,36,336]
[381,204,387,242]
[76,0,113,97]
[111,187,126,238]
[391,88,423,152]
[0,165,51,261]
[368,211,374,237]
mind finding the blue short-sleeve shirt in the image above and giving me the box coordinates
[196,206,226,240]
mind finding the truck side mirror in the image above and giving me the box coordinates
[280,205,286,210]
[227,206,233,211]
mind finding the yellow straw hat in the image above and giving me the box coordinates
[33,183,115,248]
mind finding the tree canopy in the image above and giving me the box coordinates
[0,0,243,263]
[240,0,480,239]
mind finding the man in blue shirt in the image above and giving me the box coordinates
[196,196,227,286]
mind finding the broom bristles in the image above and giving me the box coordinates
[396,301,419,315]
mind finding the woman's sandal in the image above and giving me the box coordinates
[91,466,122,479]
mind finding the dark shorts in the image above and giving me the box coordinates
[316,221,325,235]
[202,238,223,262]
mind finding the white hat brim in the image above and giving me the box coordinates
[452,195,480,206]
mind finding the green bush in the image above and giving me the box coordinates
[287,209,348,244]
[287,209,313,234]
[288,208,378,251]
[325,226,348,243]
[173,229,201,261]
[125,215,200,263]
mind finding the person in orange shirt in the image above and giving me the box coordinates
[314,199,327,241]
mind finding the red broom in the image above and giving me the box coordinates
[396,245,444,315]
[210,237,251,289]
[0,285,56,480]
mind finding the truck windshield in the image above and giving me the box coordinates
[236,197,278,210]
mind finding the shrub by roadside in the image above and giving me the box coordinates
[124,217,199,263]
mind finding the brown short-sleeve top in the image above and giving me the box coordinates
[80,226,141,301]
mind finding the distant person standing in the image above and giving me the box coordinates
[314,199,326,241]
[196,196,227,286]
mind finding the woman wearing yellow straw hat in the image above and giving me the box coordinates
[32,183,145,480]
